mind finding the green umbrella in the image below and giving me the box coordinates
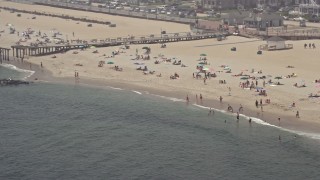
[202,67,209,71]
[200,53,207,56]
[107,61,114,64]
[274,76,282,79]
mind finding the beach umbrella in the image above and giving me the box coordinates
[107,61,114,64]
[90,46,96,49]
[274,76,282,80]
[200,53,207,56]
[202,67,209,71]
[197,64,204,66]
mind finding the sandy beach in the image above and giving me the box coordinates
[1,0,320,135]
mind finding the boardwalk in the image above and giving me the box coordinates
[9,0,196,25]
[11,32,227,58]
[0,6,113,26]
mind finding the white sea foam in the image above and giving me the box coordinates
[193,104,227,113]
[192,103,320,140]
[106,86,123,90]
[0,63,35,80]
[132,90,142,95]
[151,94,185,102]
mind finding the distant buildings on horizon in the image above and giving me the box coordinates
[57,0,320,15]
[198,0,320,11]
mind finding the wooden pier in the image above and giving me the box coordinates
[0,48,11,64]
[11,32,226,58]
[10,45,87,58]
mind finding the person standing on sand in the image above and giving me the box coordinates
[239,104,243,112]
[40,62,43,68]
[255,100,259,108]
[219,96,223,103]
[200,94,203,102]
[296,111,300,118]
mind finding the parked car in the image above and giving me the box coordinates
[115,6,124,10]
[307,15,320,22]
[293,17,305,21]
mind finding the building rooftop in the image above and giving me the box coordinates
[243,13,283,21]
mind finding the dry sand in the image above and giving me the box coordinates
[1,1,320,136]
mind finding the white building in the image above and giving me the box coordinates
[299,0,320,15]
[267,36,286,49]
[259,36,293,50]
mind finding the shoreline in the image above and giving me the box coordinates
[1,0,320,140]
[4,59,320,140]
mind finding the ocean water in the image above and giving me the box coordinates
[1,65,320,180]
